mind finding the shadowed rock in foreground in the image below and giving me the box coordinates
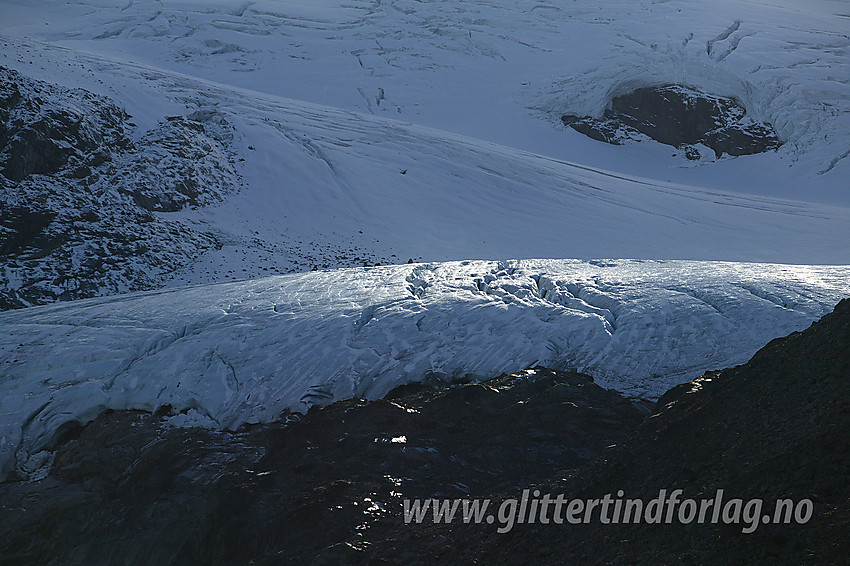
[0,370,650,565]
[369,298,850,565]
[1,297,847,565]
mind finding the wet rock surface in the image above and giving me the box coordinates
[0,67,240,310]
[373,299,850,566]
[562,85,783,159]
[0,369,651,565]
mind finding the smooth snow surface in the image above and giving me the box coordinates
[2,0,850,281]
[1,259,849,480]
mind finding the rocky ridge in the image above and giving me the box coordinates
[370,298,850,565]
[0,369,651,565]
[0,66,240,310]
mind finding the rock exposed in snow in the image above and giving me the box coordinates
[562,85,782,159]
[0,66,130,182]
[0,68,241,310]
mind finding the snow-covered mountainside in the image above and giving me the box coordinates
[4,0,850,199]
[0,0,849,481]
[2,259,849,480]
[0,67,241,309]
[3,0,850,195]
[1,0,849,298]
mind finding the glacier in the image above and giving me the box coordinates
[1,0,849,483]
[1,259,849,481]
[1,0,850,284]
[3,0,849,202]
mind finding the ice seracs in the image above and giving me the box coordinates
[1,259,849,481]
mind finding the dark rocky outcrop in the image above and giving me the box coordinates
[112,112,238,213]
[0,206,56,256]
[0,369,651,565]
[0,68,130,182]
[562,85,783,159]
[369,298,850,565]
[0,67,240,310]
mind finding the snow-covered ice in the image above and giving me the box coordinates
[3,36,850,278]
[3,0,849,203]
[1,259,849,480]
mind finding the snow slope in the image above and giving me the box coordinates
[1,259,849,480]
[2,0,849,204]
[1,0,849,289]
[3,0,850,275]
[2,37,849,285]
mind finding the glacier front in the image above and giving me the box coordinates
[1,259,848,481]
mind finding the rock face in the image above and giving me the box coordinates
[112,112,239,213]
[0,369,651,565]
[0,67,240,310]
[562,85,783,159]
[0,71,129,181]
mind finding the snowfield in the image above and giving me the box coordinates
[2,259,849,480]
[2,0,850,282]
[1,0,849,481]
[3,0,849,204]
[2,35,849,282]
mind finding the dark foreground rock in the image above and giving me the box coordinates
[2,299,847,565]
[0,369,651,565]
[562,85,783,159]
[368,298,850,565]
